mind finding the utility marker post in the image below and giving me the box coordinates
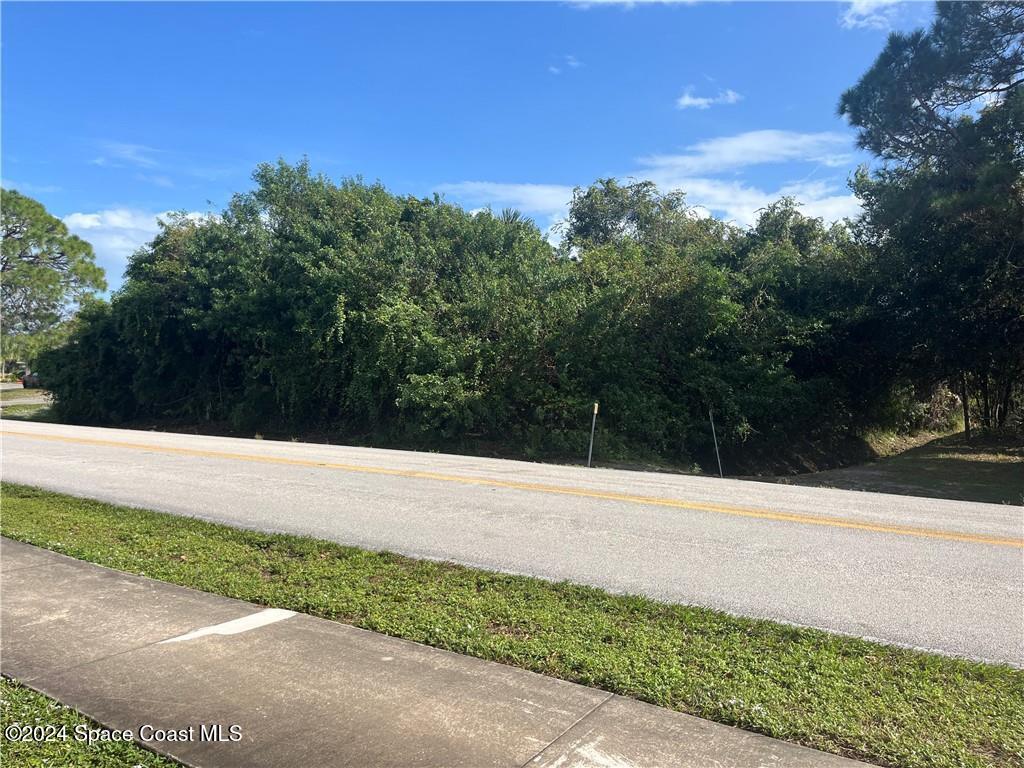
[587,402,599,468]
[709,406,723,478]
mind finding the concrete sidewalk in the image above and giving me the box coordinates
[1,538,867,768]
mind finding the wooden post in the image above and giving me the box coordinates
[587,402,599,468]
[709,407,723,478]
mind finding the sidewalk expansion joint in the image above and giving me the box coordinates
[517,691,615,768]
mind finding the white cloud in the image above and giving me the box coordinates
[639,130,853,176]
[436,181,575,225]
[92,142,163,169]
[436,182,576,240]
[676,87,742,110]
[840,0,903,30]
[572,0,913,30]
[788,189,861,223]
[438,175,859,233]
[636,142,862,227]
[651,176,860,229]
[63,208,207,285]
[437,129,862,232]
[662,177,861,227]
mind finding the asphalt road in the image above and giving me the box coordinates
[2,421,1022,666]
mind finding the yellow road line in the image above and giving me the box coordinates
[3,428,1022,549]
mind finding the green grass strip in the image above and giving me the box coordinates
[0,404,56,422]
[2,483,1022,768]
[1,678,179,768]
[0,389,46,403]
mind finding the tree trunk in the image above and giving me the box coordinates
[998,375,1012,428]
[981,373,991,429]
[961,371,972,442]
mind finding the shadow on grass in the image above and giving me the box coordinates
[783,432,1024,505]
[0,403,58,423]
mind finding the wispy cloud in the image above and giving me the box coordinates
[1,179,61,195]
[438,129,861,232]
[639,130,853,175]
[549,54,583,75]
[633,130,859,225]
[92,142,163,169]
[135,173,175,188]
[569,0,700,9]
[676,86,742,110]
[840,0,903,30]
[89,141,248,190]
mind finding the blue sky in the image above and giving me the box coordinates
[2,1,934,289]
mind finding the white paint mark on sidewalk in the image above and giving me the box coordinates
[159,609,296,644]
[542,737,642,768]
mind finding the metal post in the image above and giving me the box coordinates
[587,402,599,468]
[709,406,723,478]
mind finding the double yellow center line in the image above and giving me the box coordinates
[3,428,1022,548]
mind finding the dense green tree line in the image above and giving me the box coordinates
[32,165,944,468]
[841,1,1024,436]
[23,1,1024,469]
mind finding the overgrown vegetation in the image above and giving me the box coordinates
[37,172,909,468]
[26,3,1024,469]
[840,2,1024,440]
[3,483,1022,768]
